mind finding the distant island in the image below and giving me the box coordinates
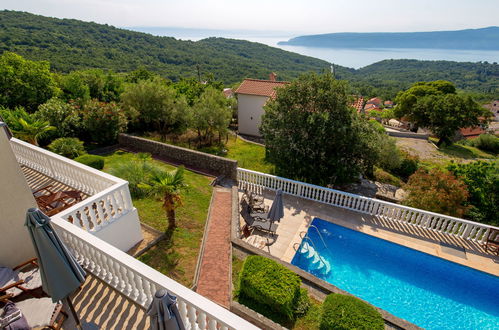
[279,27,499,50]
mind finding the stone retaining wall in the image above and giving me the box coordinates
[118,134,238,180]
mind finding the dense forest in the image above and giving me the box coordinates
[0,11,330,83]
[0,11,498,99]
[279,26,499,50]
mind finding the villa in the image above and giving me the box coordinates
[0,123,257,329]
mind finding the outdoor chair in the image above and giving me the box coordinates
[485,230,499,255]
[240,199,278,235]
[34,188,83,216]
[242,188,268,213]
[0,294,67,329]
[0,258,42,298]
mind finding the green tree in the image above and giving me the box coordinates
[143,166,187,230]
[403,168,469,218]
[35,98,82,139]
[120,77,190,138]
[0,107,54,145]
[394,81,488,146]
[192,87,232,145]
[60,71,90,104]
[0,52,58,111]
[448,161,499,225]
[260,72,384,185]
[82,100,127,145]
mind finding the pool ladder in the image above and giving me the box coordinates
[293,225,331,275]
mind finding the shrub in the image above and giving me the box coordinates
[109,154,156,198]
[320,294,384,330]
[392,152,419,180]
[239,256,301,320]
[294,288,311,317]
[35,98,82,139]
[82,99,127,145]
[469,134,499,154]
[75,154,105,170]
[48,137,86,159]
[403,168,469,217]
[374,168,403,187]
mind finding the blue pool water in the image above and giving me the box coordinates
[291,218,499,329]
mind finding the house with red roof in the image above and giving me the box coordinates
[235,73,288,136]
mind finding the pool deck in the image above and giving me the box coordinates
[239,190,499,277]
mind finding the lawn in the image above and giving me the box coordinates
[428,138,497,160]
[102,151,213,286]
[143,131,275,174]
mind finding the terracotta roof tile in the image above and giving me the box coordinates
[459,127,486,138]
[235,79,288,98]
[350,96,364,113]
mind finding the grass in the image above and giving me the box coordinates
[232,256,322,329]
[101,150,213,286]
[142,131,275,174]
[429,138,497,159]
[224,134,274,174]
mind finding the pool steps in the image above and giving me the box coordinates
[296,240,331,275]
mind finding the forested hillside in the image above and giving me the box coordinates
[0,10,497,99]
[0,11,330,83]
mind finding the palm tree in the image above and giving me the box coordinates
[0,107,54,146]
[13,117,55,146]
[145,166,187,230]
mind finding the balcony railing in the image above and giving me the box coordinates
[53,217,257,330]
[11,138,134,234]
[237,168,499,245]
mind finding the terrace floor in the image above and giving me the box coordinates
[239,190,499,276]
[62,274,149,329]
[21,166,89,208]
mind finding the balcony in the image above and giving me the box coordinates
[7,138,257,329]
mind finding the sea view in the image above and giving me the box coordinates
[127,27,499,68]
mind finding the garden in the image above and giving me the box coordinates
[233,255,384,330]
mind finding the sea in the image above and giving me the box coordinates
[126,27,499,69]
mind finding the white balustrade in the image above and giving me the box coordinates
[237,168,498,244]
[11,138,134,233]
[52,217,258,330]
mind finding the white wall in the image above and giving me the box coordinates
[237,94,269,137]
[92,208,143,252]
[0,129,36,268]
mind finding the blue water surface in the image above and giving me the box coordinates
[291,218,499,329]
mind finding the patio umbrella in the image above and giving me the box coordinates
[147,289,186,330]
[267,189,284,223]
[25,208,86,329]
[267,189,284,234]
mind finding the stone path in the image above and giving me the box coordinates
[196,187,232,308]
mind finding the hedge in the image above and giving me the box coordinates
[75,154,105,170]
[48,137,85,159]
[239,255,301,320]
[320,294,384,330]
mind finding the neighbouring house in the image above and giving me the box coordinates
[384,100,394,108]
[350,96,365,113]
[366,97,383,108]
[363,103,381,115]
[223,88,234,98]
[235,73,288,137]
[457,126,487,139]
[483,100,499,121]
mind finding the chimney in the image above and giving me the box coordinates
[269,72,277,81]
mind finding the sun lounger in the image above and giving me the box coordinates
[0,258,41,298]
[0,295,66,329]
[240,199,278,235]
[485,230,499,255]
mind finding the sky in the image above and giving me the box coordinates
[2,0,499,35]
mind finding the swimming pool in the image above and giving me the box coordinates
[291,218,499,329]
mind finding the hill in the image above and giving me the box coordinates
[279,27,499,50]
[0,11,497,98]
[0,11,330,84]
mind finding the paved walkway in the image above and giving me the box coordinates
[196,187,232,308]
